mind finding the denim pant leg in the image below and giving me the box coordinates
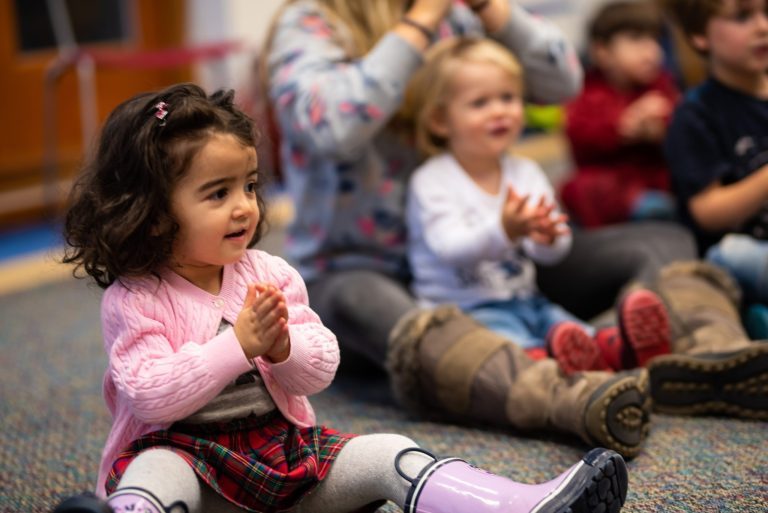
[533,295,594,338]
[706,234,768,304]
[466,295,589,350]
[466,299,541,349]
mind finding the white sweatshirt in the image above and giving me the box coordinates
[406,153,571,308]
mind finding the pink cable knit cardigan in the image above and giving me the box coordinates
[95,249,340,496]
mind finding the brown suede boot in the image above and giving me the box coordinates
[386,305,651,458]
[638,260,768,419]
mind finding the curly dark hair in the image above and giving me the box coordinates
[62,83,267,288]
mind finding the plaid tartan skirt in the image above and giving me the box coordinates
[105,411,354,512]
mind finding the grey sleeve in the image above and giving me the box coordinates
[490,2,583,104]
[267,4,422,159]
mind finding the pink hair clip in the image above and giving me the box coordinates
[154,101,169,125]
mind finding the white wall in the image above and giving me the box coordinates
[186,0,284,92]
[519,0,639,52]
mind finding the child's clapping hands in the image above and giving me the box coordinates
[501,185,569,245]
[619,91,674,143]
[235,283,291,363]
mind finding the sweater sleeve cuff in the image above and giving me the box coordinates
[522,232,572,265]
[199,328,254,379]
[264,335,313,380]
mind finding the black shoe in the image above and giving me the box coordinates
[648,344,768,419]
[52,493,112,513]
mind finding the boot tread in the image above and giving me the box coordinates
[649,345,768,419]
[583,371,651,458]
[535,449,627,513]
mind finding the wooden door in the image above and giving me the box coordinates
[0,0,189,226]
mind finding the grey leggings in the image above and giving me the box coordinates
[308,222,698,370]
[307,269,415,367]
[114,433,431,513]
[537,221,697,320]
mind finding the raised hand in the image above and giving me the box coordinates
[235,283,291,362]
[261,285,291,363]
[528,196,570,245]
[407,0,453,27]
[501,184,537,241]
[619,91,674,143]
[502,187,569,244]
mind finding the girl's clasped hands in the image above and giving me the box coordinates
[236,283,291,362]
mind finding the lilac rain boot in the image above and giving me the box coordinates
[396,448,628,513]
[107,488,183,513]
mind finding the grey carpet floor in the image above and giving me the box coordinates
[1,277,766,512]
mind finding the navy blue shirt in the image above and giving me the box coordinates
[665,77,768,253]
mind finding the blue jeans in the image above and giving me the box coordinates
[465,294,591,350]
[706,234,768,304]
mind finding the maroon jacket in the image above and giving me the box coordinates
[561,69,680,227]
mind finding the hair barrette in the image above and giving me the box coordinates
[154,101,169,126]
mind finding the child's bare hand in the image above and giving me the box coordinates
[235,284,291,361]
[408,0,453,25]
[528,196,570,245]
[619,92,673,142]
[261,285,291,363]
[634,91,673,119]
[501,185,537,240]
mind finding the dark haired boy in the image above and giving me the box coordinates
[662,0,768,335]
[562,0,679,228]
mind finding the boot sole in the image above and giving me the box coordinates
[583,370,651,459]
[648,344,768,419]
[531,448,628,513]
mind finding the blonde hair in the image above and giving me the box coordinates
[314,0,409,56]
[403,37,524,157]
[262,0,407,64]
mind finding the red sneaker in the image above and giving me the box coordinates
[547,322,611,374]
[618,289,671,368]
[594,326,623,371]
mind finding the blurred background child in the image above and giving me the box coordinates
[662,0,768,337]
[404,37,671,376]
[561,0,680,228]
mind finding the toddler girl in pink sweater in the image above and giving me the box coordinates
[53,83,629,513]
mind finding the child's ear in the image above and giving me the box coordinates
[150,216,172,237]
[690,34,709,54]
[428,108,449,138]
